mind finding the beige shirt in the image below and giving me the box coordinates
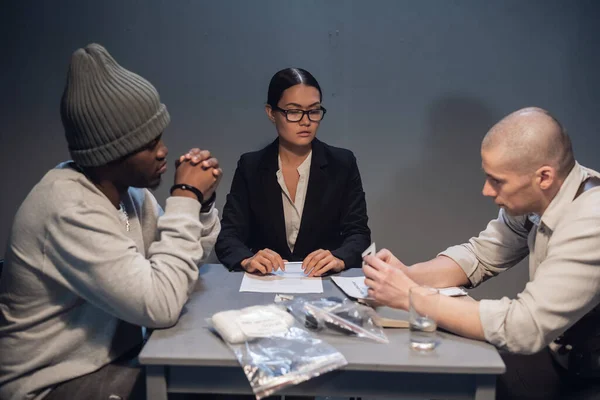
[276,151,312,252]
[440,162,600,355]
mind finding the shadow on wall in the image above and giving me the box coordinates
[369,94,529,299]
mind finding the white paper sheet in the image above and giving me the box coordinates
[331,276,370,299]
[271,262,305,278]
[240,262,323,293]
[332,276,468,299]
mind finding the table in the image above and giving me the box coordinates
[139,264,505,400]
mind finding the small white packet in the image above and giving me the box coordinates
[274,294,294,303]
[211,305,295,344]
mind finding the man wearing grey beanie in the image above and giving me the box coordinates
[0,44,222,400]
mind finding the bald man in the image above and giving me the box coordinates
[363,108,600,399]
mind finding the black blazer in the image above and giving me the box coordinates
[215,138,371,271]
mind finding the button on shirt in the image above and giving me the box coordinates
[276,151,312,252]
[440,162,600,355]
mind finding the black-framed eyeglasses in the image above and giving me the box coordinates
[273,106,327,122]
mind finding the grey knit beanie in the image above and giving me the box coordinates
[61,43,170,167]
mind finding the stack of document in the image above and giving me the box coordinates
[330,276,468,328]
[331,276,468,300]
[239,262,323,294]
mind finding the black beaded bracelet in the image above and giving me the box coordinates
[170,184,204,204]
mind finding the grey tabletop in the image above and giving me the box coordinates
[139,264,505,375]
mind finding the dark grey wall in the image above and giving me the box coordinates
[2,0,599,300]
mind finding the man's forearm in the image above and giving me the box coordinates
[436,296,485,341]
[405,256,485,340]
[415,293,485,341]
[407,256,471,288]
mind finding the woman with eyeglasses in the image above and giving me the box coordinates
[215,68,371,276]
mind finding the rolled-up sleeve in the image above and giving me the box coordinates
[479,213,600,354]
[439,209,530,287]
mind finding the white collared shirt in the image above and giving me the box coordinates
[276,151,312,252]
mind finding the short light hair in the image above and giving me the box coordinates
[482,107,575,178]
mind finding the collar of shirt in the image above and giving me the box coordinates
[276,151,313,184]
[538,162,587,231]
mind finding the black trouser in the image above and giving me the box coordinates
[497,348,600,400]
